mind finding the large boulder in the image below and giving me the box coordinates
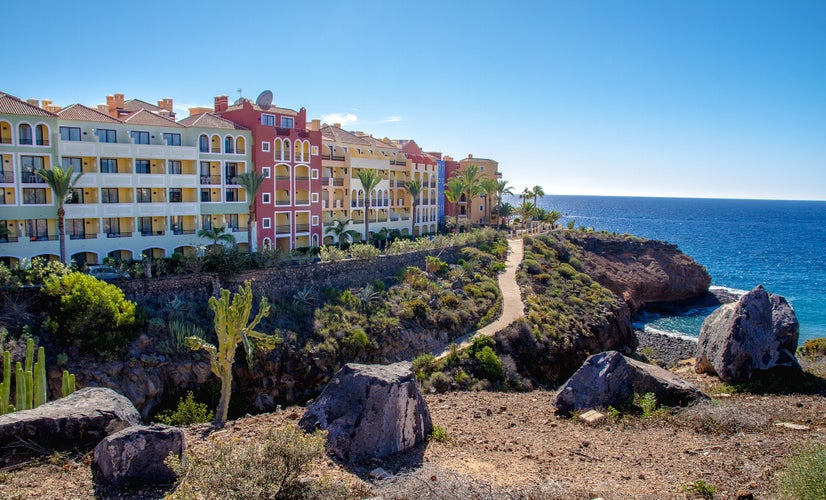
[554,351,633,414]
[0,387,141,467]
[93,424,185,485]
[299,362,432,463]
[695,285,800,383]
[555,351,707,414]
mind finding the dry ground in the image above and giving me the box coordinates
[1,363,823,499]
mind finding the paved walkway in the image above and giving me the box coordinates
[433,236,525,359]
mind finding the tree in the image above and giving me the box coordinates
[197,225,236,253]
[324,218,359,249]
[444,177,466,233]
[520,187,533,206]
[493,202,515,229]
[36,165,83,264]
[518,201,536,225]
[480,178,498,226]
[531,185,545,207]
[187,281,273,426]
[403,178,423,235]
[459,165,482,227]
[355,168,382,243]
[494,180,514,228]
[232,171,266,254]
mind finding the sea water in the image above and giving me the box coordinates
[522,195,826,343]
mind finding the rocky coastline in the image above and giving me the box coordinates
[635,328,697,367]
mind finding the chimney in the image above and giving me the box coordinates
[157,98,173,113]
[309,119,320,131]
[467,153,473,159]
[188,106,213,117]
[159,109,170,118]
[97,104,109,113]
[214,95,229,113]
[27,99,40,108]
[333,123,341,128]
[107,94,125,118]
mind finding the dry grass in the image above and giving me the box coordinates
[674,400,771,434]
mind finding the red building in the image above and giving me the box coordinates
[216,94,323,252]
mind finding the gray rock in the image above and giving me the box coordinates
[695,285,800,383]
[0,387,141,467]
[93,424,185,485]
[626,357,708,406]
[299,362,432,463]
[554,351,633,414]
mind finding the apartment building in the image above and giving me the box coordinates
[446,154,501,226]
[0,91,252,266]
[216,95,322,252]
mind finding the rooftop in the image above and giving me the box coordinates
[0,92,57,117]
[56,103,121,123]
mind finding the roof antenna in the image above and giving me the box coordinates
[237,88,243,100]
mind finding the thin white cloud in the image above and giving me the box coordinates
[383,115,403,123]
[322,113,358,126]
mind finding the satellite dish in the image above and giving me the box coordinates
[256,90,273,109]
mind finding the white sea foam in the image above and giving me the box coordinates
[709,285,748,296]
[642,325,699,343]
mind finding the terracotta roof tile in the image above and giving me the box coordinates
[123,109,183,128]
[123,99,162,113]
[178,113,247,130]
[224,98,298,116]
[56,103,121,123]
[0,92,57,117]
[320,125,372,146]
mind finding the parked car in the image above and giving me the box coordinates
[86,265,130,281]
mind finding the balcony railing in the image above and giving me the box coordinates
[107,232,133,238]
[200,175,221,185]
[141,230,166,237]
[225,176,239,184]
[275,175,290,181]
[21,173,45,184]
[333,178,344,186]
[295,176,309,181]
[276,128,292,136]
[0,236,19,243]
[230,226,248,233]
[0,172,13,183]
[236,148,246,154]
[275,200,291,206]
[323,220,335,227]
[211,147,221,153]
[294,199,309,205]
[295,224,310,233]
[322,154,345,161]
[36,139,49,146]
[69,233,98,240]
[0,137,11,144]
[28,234,58,241]
[275,224,291,234]
[171,229,196,235]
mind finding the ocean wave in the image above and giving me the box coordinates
[709,285,748,296]
[641,325,699,343]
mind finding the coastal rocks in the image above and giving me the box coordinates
[695,285,800,383]
[568,233,711,314]
[554,351,707,414]
[299,361,432,463]
[0,387,141,467]
[93,424,185,485]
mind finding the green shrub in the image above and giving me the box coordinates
[167,425,347,499]
[405,299,429,317]
[776,445,826,499]
[42,272,137,356]
[475,346,503,382]
[425,255,447,274]
[522,259,542,275]
[439,293,460,309]
[318,246,347,263]
[637,392,658,418]
[341,328,369,358]
[412,353,437,381]
[430,425,448,442]
[799,338,826,358]
[349,243,380,261]
[155,392,214,426]
[681,479,716,499]
[428,371,451,393]
[557,263,577,279]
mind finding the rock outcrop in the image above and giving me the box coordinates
[555,351,707,414]
[695,285,800,383]
[568,233,711,314]
[93,424,185,485]
[299,362,432,463]
[0,387,141,467]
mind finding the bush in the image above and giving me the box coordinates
[475,346,503,382]
[341,328,369,359]
[42,272,137,356]
[319,246,347,263]
[155,392,214,426]
[775,445,826,499]
[428,371,451,393]
[681,479,716,499]
[167,425,348,499]
[349,243,380,261]
[799,338,826,358]
[412,353,437,381]
[430,425,448,442]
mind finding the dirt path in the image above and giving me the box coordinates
[434,237,524,359]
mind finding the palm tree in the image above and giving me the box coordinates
[403,178,423,235]
[197,225,236,253]
[444,177,466,233]
[36,164,83,264]
[495,202,515,229]
[518,201,536,226]
[355,168,382,243]
[532,185,545,207]
[480,178,498,226]
[325,218,359,248]
[232,171,266,254]
[520,187,533,207]
[459,165,482,227]
[494,180,514,228]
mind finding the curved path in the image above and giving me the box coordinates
[433,236,525,359]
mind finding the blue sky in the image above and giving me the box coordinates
[5,1,825,200]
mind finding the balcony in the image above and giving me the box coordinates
[200,175,221,185]
[171,229,196,235]
[323,220,335,227]
[0,138,11,145]
[225,176,239,185]
[295,175,309,181]
[275,224,291,234]
[0,235,19,243]
[276,128,292,136]
[275,175,290,181]
[230,226,248,233]
[295,198,309,205]
[295,224,310,233]
[0,172,12,182]
[21,173,45,184]
[107,232,133,238]
[321,154,345,161]
[141,230,166,237]
[275,200,291,206]
[28,234,58,241]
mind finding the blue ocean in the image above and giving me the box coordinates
[525,195,825,343]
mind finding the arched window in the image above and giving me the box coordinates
[19,123,32,145]
[302,141,310,161]
[263,238,271,250]
[0,120,12,144]
[199,134,209,152]
[294,141,302,162]
[274,139,283,160]
[235,137,245,154]
[283,140,291,161]
[35,124,49,146]
[224,136,234,154]
[210,135,220,153]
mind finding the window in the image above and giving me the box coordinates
[311,169,319,179]
[199,134,209,152]
[136,188,152,203]
[19,124,32,145]
[200,215,212,230]
[280,117,294,128]
[200,188,212,202]
[130,130,150,144]
[138,217,153,236]
[96,129,117,143]
[59,127,81,141]
[226,214,239,230]
[311,193,319,203]
[169,188,182,203]
[100,158,117,173]
[224,137,234,153]
[262,218,271,229]
[26,219,48,240]
[170,215,184,234]
[67,219,85,239]
[21,156,44,183]
[261,114,275,126]
[35,125,48,145]
[61,157,82,171]
[103,218,120,236]
[23,188,47,204]
[262,167,271,178]
[225,163,239,184]
[163,132,181,146]
[66,188,83,204]
[262,142,270,152]
[262,193,271,204]
[225,188,240,202]
[168,160,182,175]
[312,215,319,226]
[312,146,318,155]
[136,160,150,174]
[101,188,119,203]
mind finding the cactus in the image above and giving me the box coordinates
[61,370,75,398]
[0,337,76,414]
[34,347,47,407]
[15,362,25,411]
[0,350,10,414]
